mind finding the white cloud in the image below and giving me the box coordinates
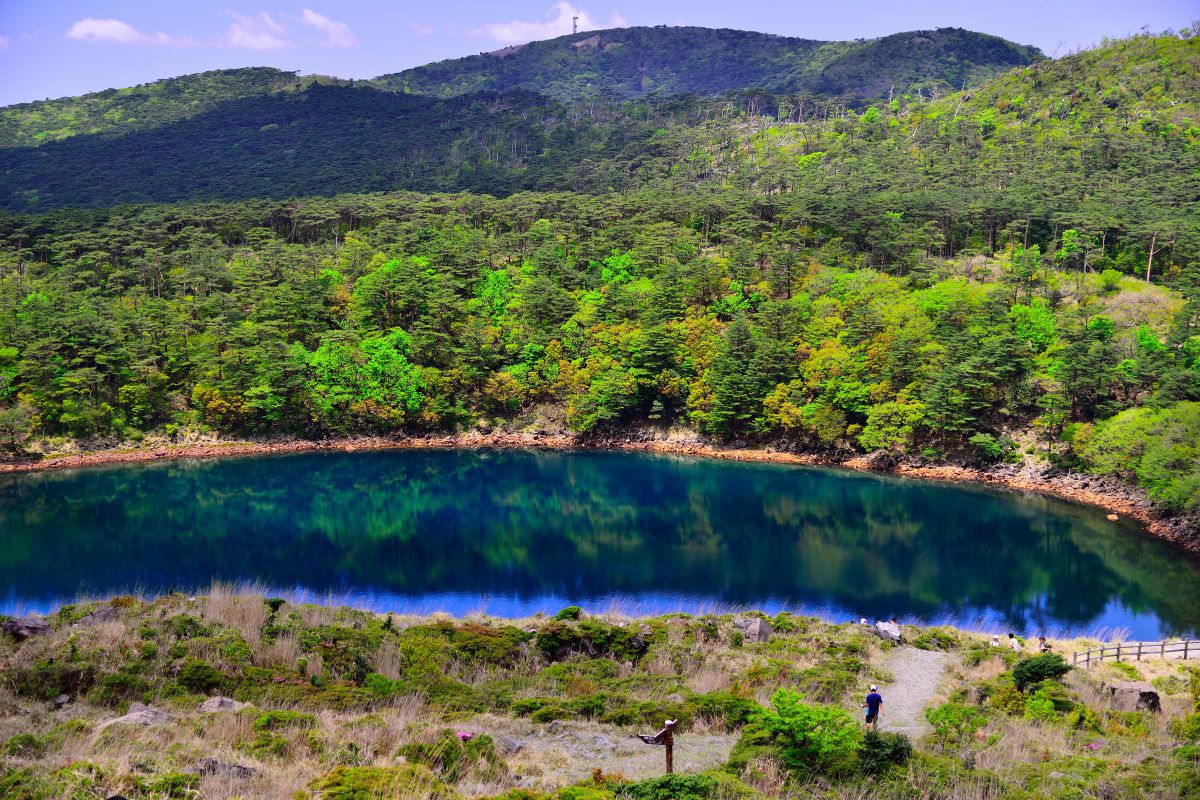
[0,36,9,53]
[222,10,292,50]
[66,18,191,46]
[299,9,357,47]
[477,2,627,45]
[408,21,435,37]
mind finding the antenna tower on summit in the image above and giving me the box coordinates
[573,16,578,34]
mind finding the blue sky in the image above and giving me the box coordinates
[0,1,1195,106]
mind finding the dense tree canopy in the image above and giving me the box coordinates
[0,29,1197,520]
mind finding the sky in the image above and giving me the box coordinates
[0,1,1196,106]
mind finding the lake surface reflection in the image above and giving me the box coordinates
[1,448,1197,638]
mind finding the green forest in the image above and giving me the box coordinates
[0,29,1198,518]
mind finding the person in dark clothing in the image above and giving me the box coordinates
[863,684,883,729]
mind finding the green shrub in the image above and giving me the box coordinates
[796,656,864,702]
[1171,712,1200,742]
[1024,688,1057,722]
[910,627,960,651]
[2,733,46,757]
[0,767,50,800]
[139,771,199,798]
[754,689,862,777]
[858,729,913,774]
[1066,706,1102,732]
[178,659,225,693]
[310,765,461,800]
[689,691,758,728]
[396,731,507,783]
[90,670,149,706]
[554,606,583,621]
[1012,654,1071,691]
[987,682,1025,715]
[617,773,747,800]
[253,710,317,732]
[925,702,986,753]
[725,720,782,774]
[1108,661,1140,680]
[168,614,211,639]
[50,761,106,800]
[12,660,96,700]
[530,705,570,723]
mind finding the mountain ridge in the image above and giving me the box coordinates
[0,25,1042,150]
[375,26,1044,102]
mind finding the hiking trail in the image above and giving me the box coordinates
[876,646,952,738]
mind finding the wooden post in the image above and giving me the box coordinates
[638,720,678,776]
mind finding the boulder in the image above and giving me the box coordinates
[103,702,173,728]
[193,757,258,780]
[872,621,903,643]
[2,616,51,640]
[198,696,249,713]
[733,617,773,643]
[1105,681,1161,713]
[52,694,71,709]
[497,736,524,755]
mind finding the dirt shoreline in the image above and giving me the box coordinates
[2,432,1196,553]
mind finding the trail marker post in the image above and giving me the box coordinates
[638,719,678,774]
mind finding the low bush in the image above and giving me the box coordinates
[397,731,507,783]
[1171,712,1200,742]
[1024,688,1057,722]
[177,658,225,693]
[253,710,317,732]
[555,606,583,621]
[755,689,862,777]
[310,764,461,800]
[1012,654,1071,691]
[911,627,960,651]
[858,729,913,774]
[2,733,46,758]
[925,702,986,753]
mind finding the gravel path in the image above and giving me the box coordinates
[875,647,952,738]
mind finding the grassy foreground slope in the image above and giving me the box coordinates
[0,591,1197,799]
[376,26,1042,102]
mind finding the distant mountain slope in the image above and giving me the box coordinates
[0,67,346,149]
[1,33,1192,216]
[374,26,1044,101]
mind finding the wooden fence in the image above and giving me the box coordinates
[1071,639,1200,668]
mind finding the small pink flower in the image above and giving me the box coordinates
[456,731,473,741]
[1084,741,1102,751]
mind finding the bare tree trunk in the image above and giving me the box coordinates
[1145,231,1158,283]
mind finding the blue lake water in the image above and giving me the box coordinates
[1,448,1197,638]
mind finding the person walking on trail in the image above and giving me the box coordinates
[863,684,884,730]
[1008,633,1022,654]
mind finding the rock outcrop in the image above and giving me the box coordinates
[1105,681,1161,712]
[2,616,50,640]
[102,702,173,728]
[733,616,773,643]
[198,696,250,712]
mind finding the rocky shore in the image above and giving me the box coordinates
[2,431,1196,553]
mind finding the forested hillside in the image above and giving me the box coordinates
[376,26,1042,102]
[0,31,1197,517]
[0,67,322,149]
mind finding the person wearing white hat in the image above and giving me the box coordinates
[863,684,883,729]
